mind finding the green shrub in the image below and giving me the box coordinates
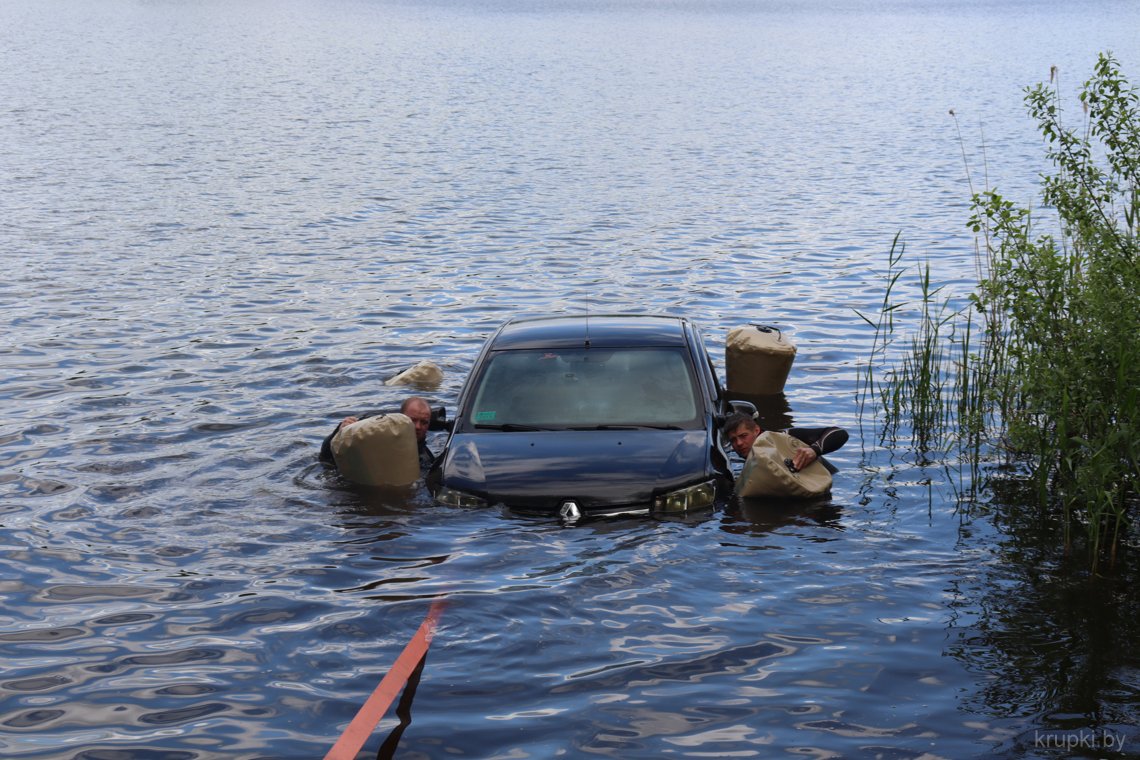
[864,53,1139,570]
[971,53,1139,569]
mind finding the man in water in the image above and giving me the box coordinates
[722,412,848,471]
[320,396,437,471]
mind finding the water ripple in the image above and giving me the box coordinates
[2,1,1138,757]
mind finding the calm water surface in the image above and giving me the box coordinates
[3,0,1140,757]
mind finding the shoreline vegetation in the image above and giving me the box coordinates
[860,52,1139,572]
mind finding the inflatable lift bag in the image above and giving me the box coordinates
[385,360,443,388]
[725,325,796,395]
[331,413,420,487]
[736,431,832,499]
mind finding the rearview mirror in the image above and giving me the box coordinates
[727,400,758,417]
[430,406,453,432]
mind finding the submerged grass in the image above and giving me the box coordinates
[860,53,1140,571]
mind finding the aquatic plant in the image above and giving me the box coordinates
[976,52,1139,570]
[862,53,1140,571]
[856,236,994,472]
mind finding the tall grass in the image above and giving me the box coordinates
[857,244,966,459]
[861,53,1140,571]
[856,240,999,459]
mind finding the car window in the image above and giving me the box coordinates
[467,348,701,428]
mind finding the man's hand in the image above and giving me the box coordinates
[791,446,818,471]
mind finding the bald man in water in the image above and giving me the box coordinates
[320,396,436,471]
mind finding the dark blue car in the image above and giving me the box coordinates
[428,314,751,521]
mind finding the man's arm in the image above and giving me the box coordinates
[319,415,362,463]
[785,426,849,471]
[788,426,849,457]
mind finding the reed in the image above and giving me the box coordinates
[856,246,994,466]
[861,53,1140,571]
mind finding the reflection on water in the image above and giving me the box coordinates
[726,391,796,433]
[3,0,1140,756]
[375,655,429,760]
[728,497,844,533]
[945,479,1140,755]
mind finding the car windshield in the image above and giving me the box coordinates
[466,348,702,429]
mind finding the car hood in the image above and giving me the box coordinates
[436,429,717,512]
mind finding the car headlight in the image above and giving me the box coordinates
[435,485,488,508]
[653,480,717,513]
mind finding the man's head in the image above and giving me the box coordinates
[400,397,432,443]
[723,412,761,458]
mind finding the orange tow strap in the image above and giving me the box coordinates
[324,599,446,760]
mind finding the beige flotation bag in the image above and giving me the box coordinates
[385,360,443,389]
[331,413,419,486]
[725,325,796,395]
[736,431,832,498]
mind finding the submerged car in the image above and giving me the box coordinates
[427,314,751,520]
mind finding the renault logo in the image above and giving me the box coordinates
[558,500,582,525]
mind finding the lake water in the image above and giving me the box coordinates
[3,0,1140,757]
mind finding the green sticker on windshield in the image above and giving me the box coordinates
[475,410,497,422]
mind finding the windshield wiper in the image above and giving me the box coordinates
[566,424,684,431]
[473,423,552,432]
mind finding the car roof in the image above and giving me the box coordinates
[489,314,692,350]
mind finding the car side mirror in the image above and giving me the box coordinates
[727,400,757,417]
[430,406,453,432]
[714,400,759,433]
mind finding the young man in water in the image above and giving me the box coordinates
[320,396,436,471]
[722,412,848,471]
